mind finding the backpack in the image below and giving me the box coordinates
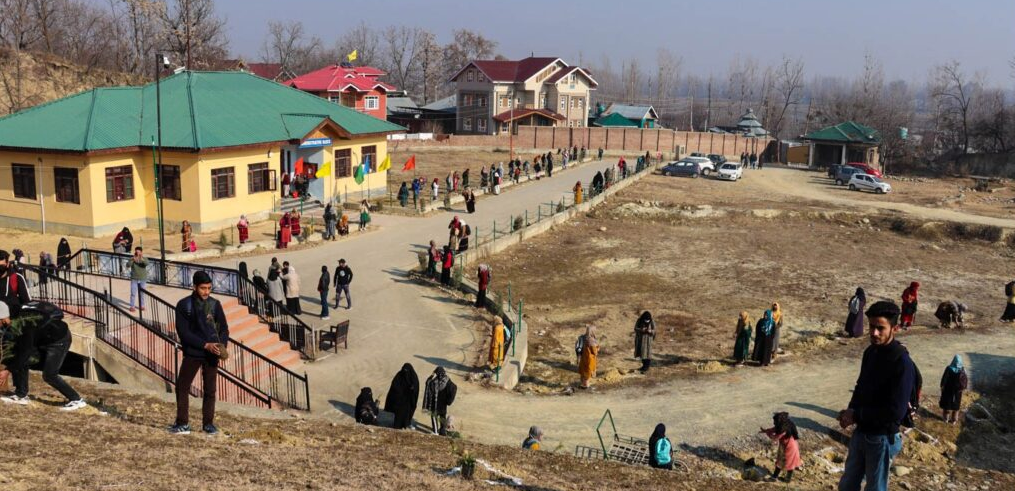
[20,300,64,324]
[574,335,585,359]
[654,437,672,465]
[849,296,862,315]
[1006,281,1015,297]
[464,224,471,236]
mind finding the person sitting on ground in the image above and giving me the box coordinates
[934,301,966,329]
[423,366,457,436]
[338,213,350,236]
[522,426,544,450]
[939,355,968,424]
[0,300,88,410]
[759,412,801,483]
[355,387,379,425]
[113,226,134,253]
[648,423,674,470]
[384,363,419,430]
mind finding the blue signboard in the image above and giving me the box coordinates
[299,138,332,148]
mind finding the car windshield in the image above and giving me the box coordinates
[720,164,736,170]
[869,176,883,183]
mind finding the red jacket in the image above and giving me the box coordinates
[478,269,491,290]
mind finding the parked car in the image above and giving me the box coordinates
[690,152,706,158]
[707,154,728,165]
[661,160,703,178]
[846,162,883,178]
[827,164,842,179]
[717,163,743,181]
[848,173,892,194]
[834,165,863,185]
[682,156,715,176]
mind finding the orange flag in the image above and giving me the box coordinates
[294,157,304,175]
[402,155,416,171]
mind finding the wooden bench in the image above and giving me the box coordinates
[318,320,350,353]
[970,175,1000,192]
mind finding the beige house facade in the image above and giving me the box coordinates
[450,57,597,135]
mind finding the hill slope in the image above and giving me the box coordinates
[0,49,139,115]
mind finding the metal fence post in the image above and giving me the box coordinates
[537,204,542,222]
[493,221,497,240]
[507,283,512,307]
[525,209,529,227]
[517,299,523,333]
[509,214,514,232]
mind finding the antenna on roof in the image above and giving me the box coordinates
[531,51,534,57]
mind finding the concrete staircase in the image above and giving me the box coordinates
[220,296,302,369]
[280,196,325,215]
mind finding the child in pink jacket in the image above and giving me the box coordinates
[759,412,801,483]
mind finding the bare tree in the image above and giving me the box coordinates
[622,57,642,101]
[442,28,497,85]
[768,56,805,139]
[415,29,442,104]
[381,25,422,93]
[335,22,380,67]
[261,20,321,75]
[724,55,758,121]
[158,0,229,69]
[931,60,979,154]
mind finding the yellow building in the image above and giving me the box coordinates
[0,71,404,237]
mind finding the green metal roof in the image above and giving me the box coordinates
[0,71,404,152]
[592,112,639,128]
[803,121,880,144]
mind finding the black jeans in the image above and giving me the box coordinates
[13,332,80,401]
[175,356,218,427]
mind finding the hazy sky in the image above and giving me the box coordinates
[212,0,1012,84]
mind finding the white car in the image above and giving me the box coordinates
[716,163,743,181]
[848,173,892,194]
[681,156,715,176]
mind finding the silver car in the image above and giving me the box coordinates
[848,173,892,194]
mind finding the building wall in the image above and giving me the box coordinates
[0,150,98,235]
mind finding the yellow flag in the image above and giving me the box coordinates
[347,50,358,62]
[315,161,331,178]
[377,154,391,172]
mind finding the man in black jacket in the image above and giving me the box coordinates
[0,250,31,317]
[837,301,915,491]
[333,259,353,310]
[170,271,229,435]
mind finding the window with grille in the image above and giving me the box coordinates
[362,145,377,172]
[477,118,487,132]
[54,167,79,204]
[12,164,35,199]
[364,96,379,110]
[211,167,235,200]
[335,149,352,177]
[248,162,271,193]
[105,165,134,202]
[463,117,472,130]
[159,165,181,200]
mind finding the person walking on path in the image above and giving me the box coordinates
[411,178,421,210]
[291,211,302,241]
[476,264,491,307]
[427,241,440,279]
[57,238,72,271]
[462,168,470,189]
[845,287,867,338]
[170,271,229,435]
[317,265,330,320]
[333,259,353,309]
[752,310,775,366]
[37,252,56,286]
[522,426,544,450]
[598,147,604,160]
[648,424,674,470]
[573,181,583,205]
[0,300,88,410]
[128,247,148,312]
[577,325,600,389]
[440,246,454,286]
[837,300,915,491]
[733,311,752,365]
[488,318,507,370]
[358,200,371,231]
[939,355,968,424]
[770,302,784,358]
[423,366,457,435]
[384,363,419,429]
[281,262,302,315]
[634,311,656,373]
[278,212,292,249]
[900,281,920,329]
[323,205,337,241]
[759,412,802,483]
[180,221,192,252]
[266,269,285,319]
[431,178,440,201]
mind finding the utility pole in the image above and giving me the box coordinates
[705,75,713,130]
[508,86,515,161]
[185,0,192,69]
[154,53,169,281]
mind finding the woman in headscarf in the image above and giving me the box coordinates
[488,319,506,370]
[844,287,867,338]
[423,366,457,435]
[461,168,470,189]
[397,181,409,207]
[431,178,439,201]
[278,213,291,249]
[901,281,920,329]
[634,311,656,373]
[179,221,191,252]
[280,263,301,315]
[733,311,752,365]
[338,213,350,236]
[266,269,285,320]
[440,245,454,286]
[236,215,249,244]
[464,187,476,214]
[37,251,56,286]
[939,355,968,424]
[770,302,783,358]
[578,326,600,388]
[56,238,72,270]
[476,264,491,307]
[384,363,420,429]
[573,181,584,205]
[354,387,379,425]
[113,227,134,253]
[752,310,775,367]
[323,204,337,240]
[291,211,302,239]
[648,424,673,470]
[457,220,470,252]
[358,200,371,231]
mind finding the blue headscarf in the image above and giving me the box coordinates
[759,310,775,336]
[948,354,963,373]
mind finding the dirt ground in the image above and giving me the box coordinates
[481,170,1015,393]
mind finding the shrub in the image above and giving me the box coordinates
[416,251,428,271]
[887,217,919,235]
[947,222,1003,242]
[512,216,524,231]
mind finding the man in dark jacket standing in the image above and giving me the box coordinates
[317,265,331,320]
[333,259,353,309]
[171,271,229,435]
[837,301,915,491]
[0,250,31,317]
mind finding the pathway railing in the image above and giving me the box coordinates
[236,276,316,360]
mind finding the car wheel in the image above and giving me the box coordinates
[835,179,843,186]
[848,184,857,191]
[701,169,711,177]
[876,188,885,194]
[692,172,699,179]
[663,171,671,176]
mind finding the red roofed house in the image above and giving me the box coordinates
[449,56,597,135]
[285,64,395,120]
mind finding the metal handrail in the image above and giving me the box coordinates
[236,275,317,360]
[138,287,311,410]
[23,265,271,409]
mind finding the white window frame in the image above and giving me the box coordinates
[568,121,574,128]
[539,94,546,108]
[477,118,487,132]
[467,70,474,82]
[479,95,487,107]
[477,72,485,82]
[577,98,584,109]
[463,117,472,131]
[328,95,341,104]
[364,96,379,110]
[463,94,472,106]
[559,96,566,110]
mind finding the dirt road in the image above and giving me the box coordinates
[750,168,1015,228]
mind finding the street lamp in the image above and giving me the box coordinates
[151,53,172,282]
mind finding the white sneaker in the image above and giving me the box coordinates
[61,399,88,412]
[1,395,30,405]
[321,316,330,320]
